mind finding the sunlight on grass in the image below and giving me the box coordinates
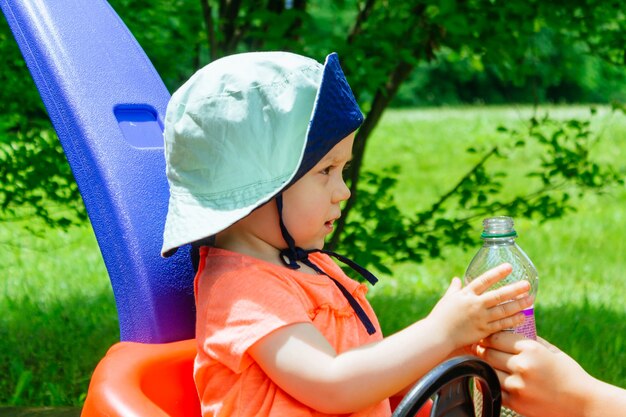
[0,222,117,406]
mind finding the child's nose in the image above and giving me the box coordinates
[333,178,351,203]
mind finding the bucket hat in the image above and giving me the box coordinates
[161,51,363,257]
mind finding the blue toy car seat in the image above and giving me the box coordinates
[1,0,195,344]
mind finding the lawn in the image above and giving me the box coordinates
[1,104,625,406]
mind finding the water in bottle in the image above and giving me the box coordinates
[464,216,539,417]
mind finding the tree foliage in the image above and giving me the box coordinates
[341,107,625,272]
[1,0,625,267]
[0,23,86,231]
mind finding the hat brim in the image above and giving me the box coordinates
[161,190,273,258]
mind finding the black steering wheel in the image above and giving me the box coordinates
[391,355,502,417]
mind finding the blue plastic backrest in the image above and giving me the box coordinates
[1,0,195,343]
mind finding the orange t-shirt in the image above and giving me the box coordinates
[194,246,390,417]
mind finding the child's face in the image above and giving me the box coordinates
[281,133,355,250]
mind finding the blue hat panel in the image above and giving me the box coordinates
[294,53,364,181]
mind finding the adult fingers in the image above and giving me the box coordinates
[536,336,562,354]
[477,344,516,373]
[494,367,511,387]
[486,367,515,406]
[500,387,512,408]
[481,331,528,354]
[467,263,513,294]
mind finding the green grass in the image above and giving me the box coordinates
[0,223,116,406]
[1,104,625,406]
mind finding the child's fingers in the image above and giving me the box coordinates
[484,280,531,308]
[467,263,513,295]
[487,296,533,322]
[444,277,463,296]
[489,312,526,333]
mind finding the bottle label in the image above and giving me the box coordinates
[514,307,537,340]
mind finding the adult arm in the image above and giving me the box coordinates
[477,331,626,417]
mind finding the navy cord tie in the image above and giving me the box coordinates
[276,194,378,335]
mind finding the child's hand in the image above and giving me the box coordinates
[427,263,532,350]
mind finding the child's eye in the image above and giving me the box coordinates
[342,161,352,173]
[320,166,332,175]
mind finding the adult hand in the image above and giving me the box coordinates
[477,331,626,417]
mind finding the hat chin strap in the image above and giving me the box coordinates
[275,193,378,335]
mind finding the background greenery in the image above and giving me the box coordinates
[1,0,626,408]
[2,0,626,239]
[1,105,625,406]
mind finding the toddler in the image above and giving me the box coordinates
[161,51,531,416]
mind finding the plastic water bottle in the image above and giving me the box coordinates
[464,216,539,417]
